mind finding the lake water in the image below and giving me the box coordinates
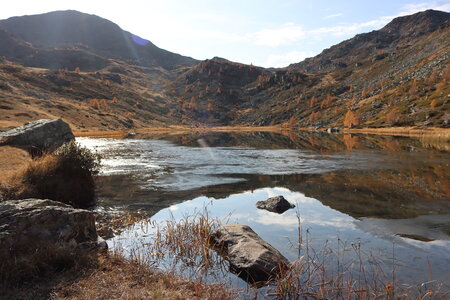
[77,131,450,291]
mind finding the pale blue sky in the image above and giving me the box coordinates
[1,1,449,67]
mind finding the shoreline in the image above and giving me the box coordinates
[73,125,450,139]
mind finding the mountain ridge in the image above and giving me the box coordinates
[0,9,448,131]
[0,10,198,70]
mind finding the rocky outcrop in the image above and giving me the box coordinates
[209,224,289,284]
[0,119,74,151]
[0,199,105,257]
[256,195,295,214]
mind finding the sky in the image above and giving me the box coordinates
[1,1,449,68]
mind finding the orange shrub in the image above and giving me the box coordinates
[386,108,401,125]
[89,98,100,110]
[343,110,360,127]
[320,94,333,109]
[309,111,319,123]
[430,99,437,108]
[189,97,198,110]
[288,115,298,127]
[361,88,368,98]
[409,78,418,95]
[309,96,317,108]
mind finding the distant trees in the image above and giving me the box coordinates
[444,61,450,82]
[287,115,298,127]
[189,97,198,110]
[89,98,100,110]
[426,69,439,84]
[408,78,418,95]
[361,88,368,98]
[386,108,401,125]
[87,98,110,110]
[343,110,360,127]
[320,94,333,109]
[309,96,318,108]
[309,111,319,123]
[430,99,437,108]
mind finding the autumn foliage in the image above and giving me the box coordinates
[386,108,401,125]
[343,110,360,127]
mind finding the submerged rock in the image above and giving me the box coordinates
[256,195,295,214]
[209,224,289,284]
[0,199,105,257]
[0,119,74,152]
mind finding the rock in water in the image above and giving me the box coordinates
[256,195,295,214]
[0,199,105,257]
[209,224,289,284]
[0,119,74,151]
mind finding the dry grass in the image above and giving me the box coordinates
[50,253,236,300]
[73,125,288,138]
[0,146,31,178]
[1,250,235,300]
[0,242,98,300]
[0,141,100,207]
[342,126,450,138]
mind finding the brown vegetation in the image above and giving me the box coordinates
[0,141,100,207]
[343,110,360,127]
[0,146,31,178]
[50,254,236,300]
[386,108,401,125]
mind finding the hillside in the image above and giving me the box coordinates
[0,10,197,70]
[171,9,450,128]
[0,9,449,131]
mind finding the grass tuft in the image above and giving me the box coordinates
[0,141,101,207]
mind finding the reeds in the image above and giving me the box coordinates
[110,209,450,299]
[112,210,230,283]
[265,212,449,299]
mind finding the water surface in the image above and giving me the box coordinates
[78,131,450,287]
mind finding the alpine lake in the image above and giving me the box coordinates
[77,130,450,295]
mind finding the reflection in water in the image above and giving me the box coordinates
[77,131,450,286]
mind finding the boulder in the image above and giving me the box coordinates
[256,195,295,214]
[0,119,74,152]
[209,224,289,284]
[0,199,105,257]
[327,127,340,133]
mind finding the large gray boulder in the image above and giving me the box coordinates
[0,199,105,257]
[0,119,74,151]
[256,195,295,214]
[209,224,289,284]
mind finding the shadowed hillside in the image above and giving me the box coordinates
[0,10,198,70]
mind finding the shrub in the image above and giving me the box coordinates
[55,140,101,176]
[0,141,101,208]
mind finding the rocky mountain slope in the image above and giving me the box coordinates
[0,9,448,131]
